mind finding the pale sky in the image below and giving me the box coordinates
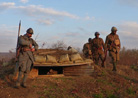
[0,0,138,52]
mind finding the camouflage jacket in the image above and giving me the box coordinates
[92,38,105,52]
[83,43,92,54]
[105,33,121,52]
[18,34,38,62]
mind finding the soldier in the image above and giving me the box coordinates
[105,27,121,71]
[92,32,105,67]
[82,38,92,59]
[15,28,38,88]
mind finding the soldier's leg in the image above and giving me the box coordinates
[15,61,27,88]
[100,54,105,67]
[22,59,32,87]
[109,51,117,71]
[14,62,19,76]
[94,54,99,65]
[116,53,119,65]
[16,70,23,88]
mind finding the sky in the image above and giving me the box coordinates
[0,0,138,52]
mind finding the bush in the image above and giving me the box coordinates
[118,47,138,66]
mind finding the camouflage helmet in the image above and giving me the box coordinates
[26,28,33,34]
[111,26,117,31]
[95,32,100,36]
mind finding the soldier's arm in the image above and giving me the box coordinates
[101,39,105,50]
[82,44,86,52]
[19,36,30,46]
[32,39,38,51]
[105,36,109,50]
[118,36,121,49]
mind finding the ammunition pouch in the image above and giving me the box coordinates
[108,45,120,53]
[23,48,31,52]
[88,50,92,55]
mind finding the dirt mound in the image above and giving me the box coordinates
[1,64,138,98]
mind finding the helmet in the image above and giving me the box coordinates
[111,27,117,31]
[26,28,33,34]
[88,38,92,42]
[67,46,72,50]
[95,32,100,36]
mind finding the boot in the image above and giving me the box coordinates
[15,71,23,88]
[95,59,99,66]
[101,61,105,68]
[112,62,117,71]
[21,82,27,88]
[21,73,28,88]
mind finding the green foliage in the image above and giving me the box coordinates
[119,47,138,66]
[93,93,103,98]
[130,65,138,71]
[126,87,135,95]
[107,94,117,98]
[101,71,106,76]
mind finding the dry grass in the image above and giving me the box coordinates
[0,47,138,98]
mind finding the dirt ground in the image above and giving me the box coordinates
[1,64,138,98]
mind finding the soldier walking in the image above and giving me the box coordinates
[92,32,105,67]
[15,28,38,88]
[82,38,93,59]
[105,27,121,71]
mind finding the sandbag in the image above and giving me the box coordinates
[74,60,84,63]
[70,53,83,61]
[34,55,46,63]
[59,54,70,63]
[46,55,57,63]
[84,59,94,63]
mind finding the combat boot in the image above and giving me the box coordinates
[101,61,105,68]
[15,81,20,89]
[21,82,27,88]
[15,71,23,88]
[21,73,28,88]
[112,62,117,71]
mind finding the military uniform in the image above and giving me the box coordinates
[16,28,38,88]
[105,27,121,71]
[92,37,105,66]
[82,42,92,59]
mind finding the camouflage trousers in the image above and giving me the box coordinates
[109,51,119,63]
[16,58,32,86]
[93,53,105,66]
[109,51,119,71]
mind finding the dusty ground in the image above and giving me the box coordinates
[1,64,138,98]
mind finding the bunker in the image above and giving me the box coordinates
[29,49,94,78]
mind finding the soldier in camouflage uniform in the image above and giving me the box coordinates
[92,32,105,67]
[15,28,38,88]
[105,27,121,71]
[82,38,92,59]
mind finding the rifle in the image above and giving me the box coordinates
[102,48,108,67]
[14,20,21,75]
[16,20,21,59]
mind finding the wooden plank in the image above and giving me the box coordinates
[38,51,57,55]
[34,62,92,67]
[64,73,93,76]
[63,64,94,76]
